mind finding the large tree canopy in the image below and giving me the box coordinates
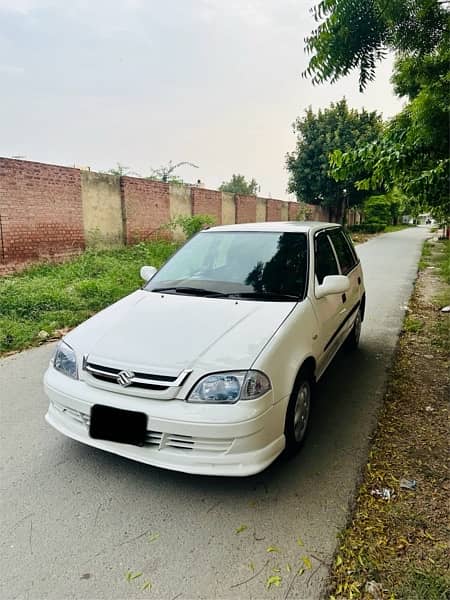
[304,0,449,217]
[329,30,449,216]
[286,99,382,221]
[304,0,448,91]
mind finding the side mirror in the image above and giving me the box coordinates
[140,265,157,282]
[316,275,350,299]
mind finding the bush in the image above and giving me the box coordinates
[348,223,386,234]
[167,214,216,238]
[363,195,392,226]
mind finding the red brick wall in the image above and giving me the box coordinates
[0,158,84,269]
[120,177,170,243]
[235,195,256,223]
[191,188,222,225]
[288,202,299,220]
[266,199,283,221]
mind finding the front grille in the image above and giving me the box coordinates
[145,431,233,454]
[83,359,191,391]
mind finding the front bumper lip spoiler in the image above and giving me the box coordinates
[45,404,285,477]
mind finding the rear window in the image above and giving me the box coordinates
[328,229,358,275]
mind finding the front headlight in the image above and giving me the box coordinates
[187,371,271,404]
[53,341,78,380]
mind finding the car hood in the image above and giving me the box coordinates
[65,290,296,374]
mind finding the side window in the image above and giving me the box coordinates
[328,229,357,275]
[315,233,339,285]
[342,229,359,264]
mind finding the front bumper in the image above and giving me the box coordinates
[44,367,287,477]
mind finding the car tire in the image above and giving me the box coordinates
[345,307,362,351]
[284,366,314,456]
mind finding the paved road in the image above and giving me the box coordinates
[0,227,429,600]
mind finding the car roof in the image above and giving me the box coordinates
[205,221,341,234]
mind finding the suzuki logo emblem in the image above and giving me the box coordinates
[117,370,135,387]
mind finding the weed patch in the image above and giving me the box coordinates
[0,241,178,354]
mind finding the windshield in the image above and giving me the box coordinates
[145,231,308,300]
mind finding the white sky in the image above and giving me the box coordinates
[0,0,403,198]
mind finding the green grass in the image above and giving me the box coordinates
[434,239,450,285]
[396,569,450,600]
[384,224,416,233]
[403,316,424,333]
[0,240,178,354]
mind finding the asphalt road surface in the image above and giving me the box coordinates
[0,227,429,600]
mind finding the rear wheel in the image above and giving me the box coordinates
[345,308,362,351]
[284,367,314,456]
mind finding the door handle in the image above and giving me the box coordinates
[342,293,347,303]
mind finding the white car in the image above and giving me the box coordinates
[44,221,365,476]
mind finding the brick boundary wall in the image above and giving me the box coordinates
[120,177,170,244]
[0,158,85,274]
[0,157,347,275]
[191,187,222,225]
[235,195,257,223]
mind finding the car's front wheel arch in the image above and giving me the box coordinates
[283,358,316,456]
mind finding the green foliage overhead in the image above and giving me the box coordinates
[286,99,382,220]
[304,0,449,217]
[219,174,260,196]
[304,0,448,91]
[330,40,449,217]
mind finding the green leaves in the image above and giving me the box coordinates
[266,575,282,589]
[235,524,248,535]
[125,571,142,582]
[286,99,382,216]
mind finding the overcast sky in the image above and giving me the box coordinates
[0,0,403,198]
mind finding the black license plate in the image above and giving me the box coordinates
[90,405,148,447]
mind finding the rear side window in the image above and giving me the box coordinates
[328,229,358,275]
[315,233,339,285]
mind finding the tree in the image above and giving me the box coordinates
[147,161,198,184]
[219,174,260,195]
[304,0,449,217]
[330,38,449,215]
[286,99,382,222]
[304,0,447,91]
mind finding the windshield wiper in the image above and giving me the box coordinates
[150,286,229,297]
[225,291,300,301]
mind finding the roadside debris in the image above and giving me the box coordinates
[440,305,450,313]
[365,580,384,599]
[399,478,417,491]
[370,487,394,501]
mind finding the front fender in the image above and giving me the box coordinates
[251,299,320,403]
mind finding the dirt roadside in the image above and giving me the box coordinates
[328,237,450,600]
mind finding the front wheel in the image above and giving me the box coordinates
[345,308,362,351]
[284,369,313,456]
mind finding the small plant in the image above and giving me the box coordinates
[168,214,216,239]
[403,316,423,333]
